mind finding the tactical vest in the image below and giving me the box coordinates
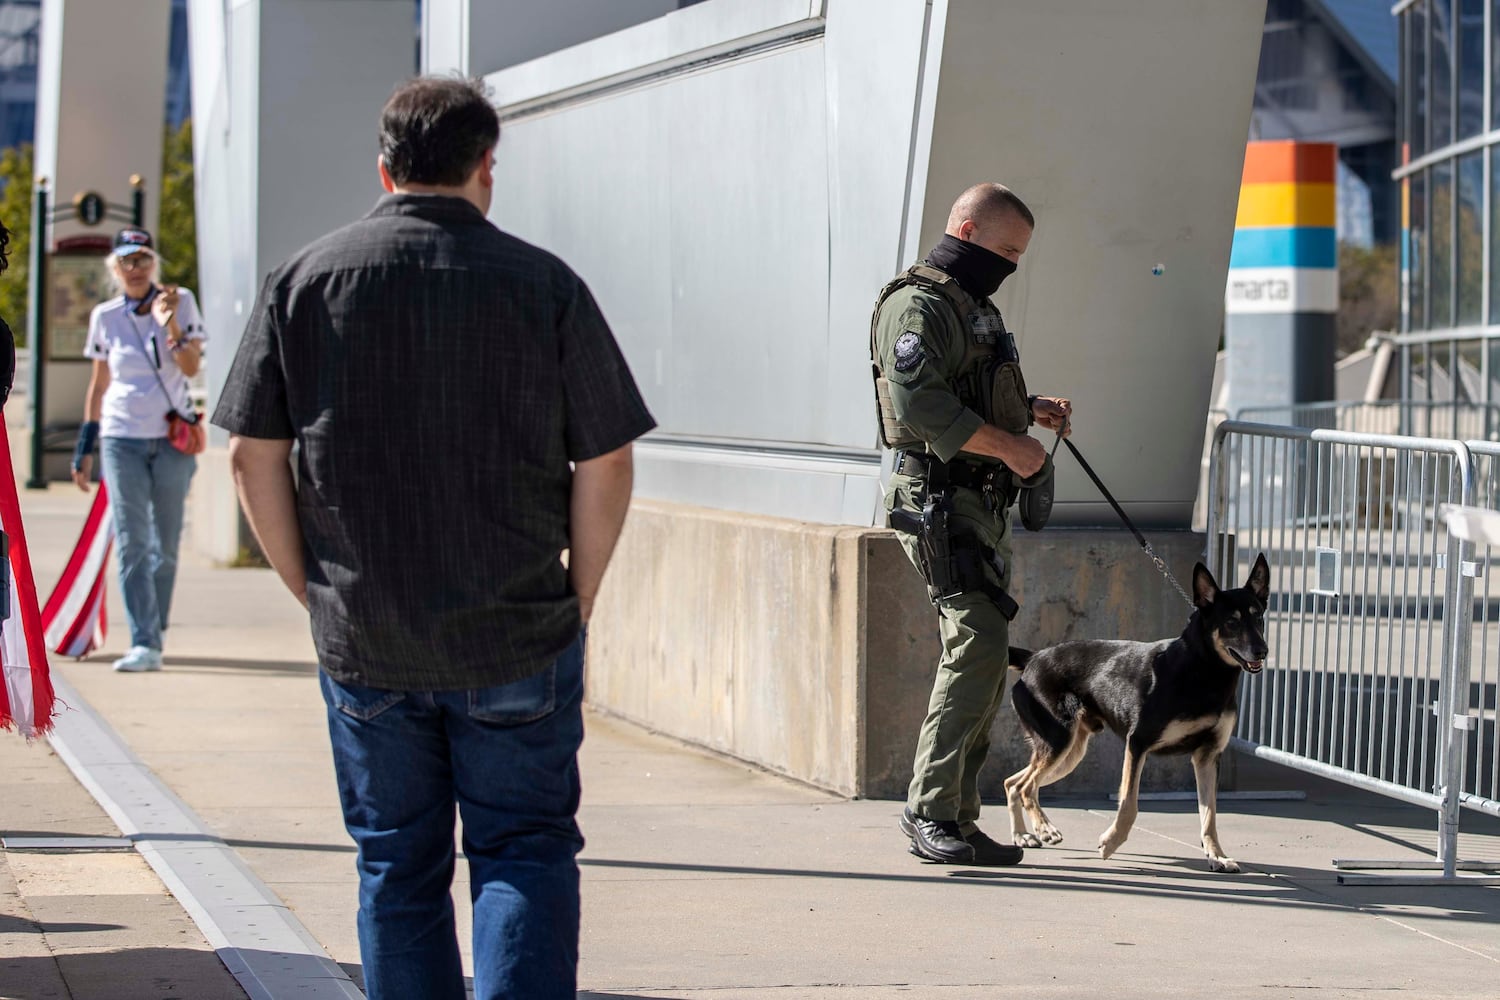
[869,263,1031,450]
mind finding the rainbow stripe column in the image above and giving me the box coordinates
[1224,141,1338,413]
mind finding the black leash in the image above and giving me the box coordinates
[1058,435,1196,611]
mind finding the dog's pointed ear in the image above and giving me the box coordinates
[1246,552,1270,604]
[1193,562,1219,609]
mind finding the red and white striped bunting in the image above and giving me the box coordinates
[0,430,56,737]
[41,485,113,659]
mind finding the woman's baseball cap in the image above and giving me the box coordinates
[112,227,156,257]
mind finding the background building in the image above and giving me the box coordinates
[1253,0,1399,248]
[1395,0,1500,417]
[0,0,190,146]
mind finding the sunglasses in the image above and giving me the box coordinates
[118,253,155,272]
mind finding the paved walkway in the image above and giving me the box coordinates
[2,470,1499,998]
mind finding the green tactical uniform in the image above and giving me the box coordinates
[870,263,1037,833]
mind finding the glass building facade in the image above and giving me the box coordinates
[1397,0,1500,413]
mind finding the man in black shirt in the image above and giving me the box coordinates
[214,77,655,1000]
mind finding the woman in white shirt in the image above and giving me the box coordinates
[71,227,206,673]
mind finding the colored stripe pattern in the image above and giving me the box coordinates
[41,485,113,659]
[1227,141,1338,315]
[0,431,57,738]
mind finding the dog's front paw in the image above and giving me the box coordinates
[1209,856,1241,874]
[1037,820,1064,845]
[1098,828,1123,860]
[1015,831,1043,849]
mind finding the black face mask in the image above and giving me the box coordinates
[925,234,1017,299]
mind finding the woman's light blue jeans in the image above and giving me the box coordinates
[100,436,196,651]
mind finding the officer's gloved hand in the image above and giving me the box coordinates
[1017,452,1055,532]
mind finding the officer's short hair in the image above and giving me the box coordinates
[949,183,1035,232]
[380,76,500,187]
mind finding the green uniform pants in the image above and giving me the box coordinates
[888,473,1015,833]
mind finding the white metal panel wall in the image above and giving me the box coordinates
[919,0,1265,526]
[495,38,832,439]
[486,0,936,524]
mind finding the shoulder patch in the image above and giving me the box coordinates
[893,331,924,372]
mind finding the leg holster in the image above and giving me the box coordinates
[889,489,1019,621]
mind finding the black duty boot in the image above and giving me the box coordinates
[965,827,1024,866]
[900,807,976,864]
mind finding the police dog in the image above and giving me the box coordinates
[1003,554,1269,873]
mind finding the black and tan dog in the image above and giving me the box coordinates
[1003,554,1270,873]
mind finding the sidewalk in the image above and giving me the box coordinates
[2,476,1499,998]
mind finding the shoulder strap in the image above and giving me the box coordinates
[870,263,976,363]
[122,300,196,424]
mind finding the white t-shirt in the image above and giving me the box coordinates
[85,288,207,439]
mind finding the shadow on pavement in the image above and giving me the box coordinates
[0,947,249,999]
[334,961,678,1000]
[580,853,1500,927]
[65,653,318,676]
[157,655,319,676]
[0,912,123,934]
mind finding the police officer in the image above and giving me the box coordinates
[872,183,1071,865]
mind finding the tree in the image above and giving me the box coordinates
[157,120,197,291]
[1337,241,1399,358]
[0,144,33,345]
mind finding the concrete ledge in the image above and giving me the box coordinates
[589,499,1211,799]
[587,500,868,795]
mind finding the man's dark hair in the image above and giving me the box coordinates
[379,77,500,187]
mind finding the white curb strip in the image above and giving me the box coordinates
[46,673,364,999]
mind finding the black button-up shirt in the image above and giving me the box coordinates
[212,194,655,690]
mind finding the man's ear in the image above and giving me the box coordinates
[956,219,976,241]
[476,147,496,190]
[377,155,397,194]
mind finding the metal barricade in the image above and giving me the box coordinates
[1235,400,1500,441]
[1207,421,1497,885]
[1455,443,1500,824]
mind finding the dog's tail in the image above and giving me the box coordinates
[1011,675,1071,756]
[1007,646,1034,671]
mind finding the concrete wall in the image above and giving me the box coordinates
[590,500,1209,798]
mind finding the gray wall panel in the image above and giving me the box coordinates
[490,37,832,446]
[661,41,829,443]
[489,85,674,428]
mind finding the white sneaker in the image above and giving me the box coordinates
[112,646,163,673]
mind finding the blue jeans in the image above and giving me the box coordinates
[320,634,586,1000]
[100,436,196,651]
